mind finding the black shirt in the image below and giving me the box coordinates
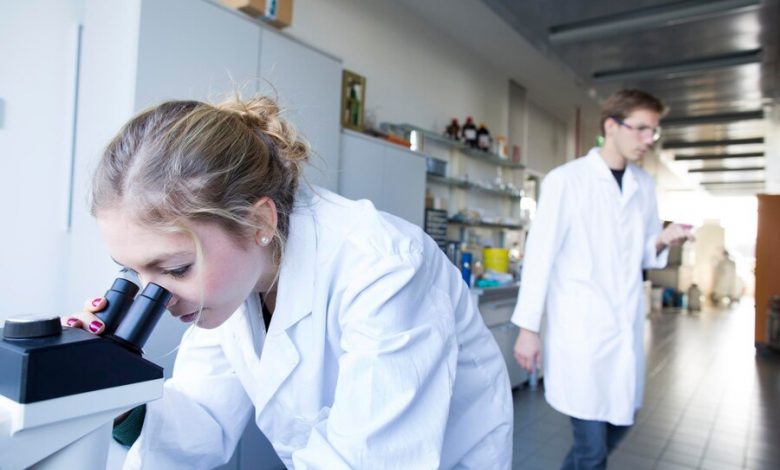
[259,293,273,331]
[610,168,626,191]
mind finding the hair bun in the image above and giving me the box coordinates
[217,95,310,177]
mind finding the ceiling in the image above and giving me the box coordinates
[481,0,780,195]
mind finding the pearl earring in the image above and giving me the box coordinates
[260,235,271,246]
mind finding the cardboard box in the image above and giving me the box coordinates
[220,0,293,28]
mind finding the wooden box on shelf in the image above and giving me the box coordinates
[220,0,293,28]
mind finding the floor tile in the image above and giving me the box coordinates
[654,460,696,470]
[660,448,703,467]
[509,301,780,469]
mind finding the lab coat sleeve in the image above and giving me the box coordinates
[124,326,253,470]
[641,178,668,270]
[292,247,458,469]
[511,170,570,332]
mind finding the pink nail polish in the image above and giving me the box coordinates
[66,318,79,327]
[91,297,103,307]
[88,321,103,333]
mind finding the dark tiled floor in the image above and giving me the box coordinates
[511,300,780,469]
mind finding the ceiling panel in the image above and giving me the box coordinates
[481,0,778,193]
[676,157,766,170]
[553,10,762,73]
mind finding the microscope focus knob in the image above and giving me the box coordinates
[3,314,62,339]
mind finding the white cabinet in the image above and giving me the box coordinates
[134,0,262,108]
[0,0,83,319]
[259,29,341,191]
[339,130,426,227]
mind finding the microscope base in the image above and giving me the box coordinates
[0,378,162,470]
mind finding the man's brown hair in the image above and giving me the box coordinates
[600,89,667,135]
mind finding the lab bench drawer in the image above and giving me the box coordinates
[480,299,517,328]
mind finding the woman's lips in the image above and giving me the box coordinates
[179,312,198,323]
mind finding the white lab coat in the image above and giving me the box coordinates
[511,148,667,425]
[125,187,513,469]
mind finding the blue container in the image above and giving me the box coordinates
[460,252,472,286]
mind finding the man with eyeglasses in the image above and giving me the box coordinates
[512,89,693,469]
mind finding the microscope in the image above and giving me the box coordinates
[0,279,171,470]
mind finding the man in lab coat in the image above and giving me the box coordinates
[512,89,692,469]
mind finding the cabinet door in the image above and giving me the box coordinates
[339,132,386,208]
[480,298,518,328]
[134,0,261,109]
[259,29,341,192]
[0,0,83,318]
[383,145,426,228]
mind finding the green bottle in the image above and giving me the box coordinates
[349,83,361,127]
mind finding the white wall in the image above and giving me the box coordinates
[766,103,780,193]
[281,0,597,172]
[526,100,568,173]
[285,0,510,139]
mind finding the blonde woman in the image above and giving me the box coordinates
[65,97,513,469]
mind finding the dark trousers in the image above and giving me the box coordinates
[560,417,631,470]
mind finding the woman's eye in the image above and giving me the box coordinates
[162,265,191,279]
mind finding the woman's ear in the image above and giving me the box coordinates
[251,197,278,244]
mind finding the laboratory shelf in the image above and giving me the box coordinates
[396,123,526,169]
[447,218,523,230]
[426,174,522,199]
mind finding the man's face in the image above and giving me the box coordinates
[606,108,661,162]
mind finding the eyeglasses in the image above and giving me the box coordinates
[611,116,661,143]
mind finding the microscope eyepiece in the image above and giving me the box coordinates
[112,282,172,354]
[97,278,140,334]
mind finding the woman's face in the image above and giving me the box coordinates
[97,209,276,329]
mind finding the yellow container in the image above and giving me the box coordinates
[482,248,509,273]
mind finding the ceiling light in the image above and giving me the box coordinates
[592,49,761,83]
[674,152,764,161]
[663,137,764,149]
[687,166,765,172]
[662,110,763,127]
[549,0,760,44]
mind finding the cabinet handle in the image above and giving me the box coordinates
[64,24,83,233]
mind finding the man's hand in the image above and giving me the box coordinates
[656,223,694,254]
[513,328,541,373]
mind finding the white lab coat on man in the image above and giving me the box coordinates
[511,148,667,426]
[124,187,513,469]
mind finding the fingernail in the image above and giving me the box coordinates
[91,297,103,307]
[66,317,79,327]
[88,321,103,333]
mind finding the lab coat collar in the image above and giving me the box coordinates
[270,193,318,334]
[585,147,639,205]
[249,192,318,414]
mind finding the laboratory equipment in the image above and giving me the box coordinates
[0,279,170,470]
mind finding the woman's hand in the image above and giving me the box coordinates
[60,297,107,334]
